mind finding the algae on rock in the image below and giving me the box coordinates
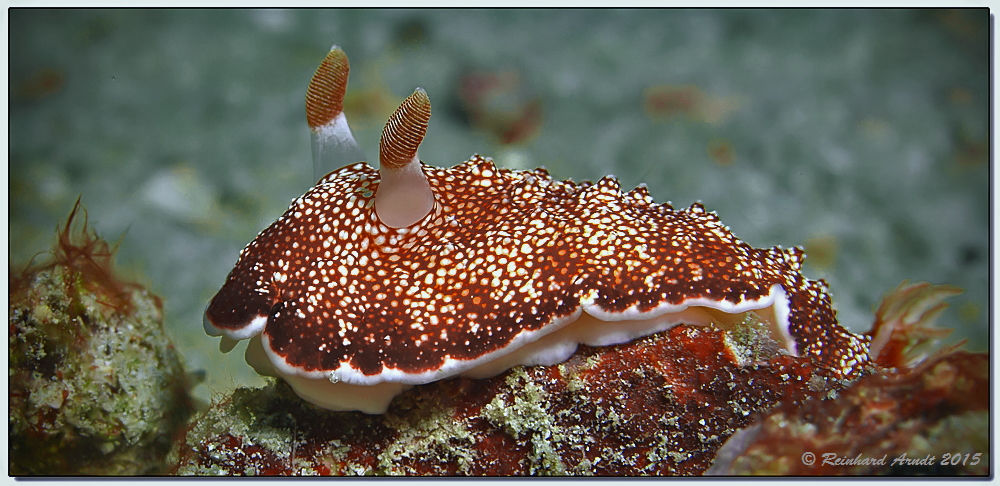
[9,201,194,475]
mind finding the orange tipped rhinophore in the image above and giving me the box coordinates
[374,88,435,228]
[305,45,365,181]
[305,46,349,131]
[379,88,431,170]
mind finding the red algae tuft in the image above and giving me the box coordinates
[9,199,194,475]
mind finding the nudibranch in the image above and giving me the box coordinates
[205,44,871,414]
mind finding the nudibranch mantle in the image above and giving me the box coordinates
[207,155,869,410]
[204,45,870,414]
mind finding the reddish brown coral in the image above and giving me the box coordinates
[717,351,988,476]
[176,322,849,475]
[709,281,988,476]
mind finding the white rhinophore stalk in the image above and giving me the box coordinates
[305,45,366,181]
[375,88,435,228]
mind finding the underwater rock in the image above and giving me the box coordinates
[9,201,194,475]
[711,351,988,476]
[707,281,988,476]
[175,320,850,475]
[178,279,982,476]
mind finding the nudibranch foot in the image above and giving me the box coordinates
[306,45,366,181]
[204,45,872,414]
[244,334,411,414]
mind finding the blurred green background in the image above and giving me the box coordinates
[9,9,989,401]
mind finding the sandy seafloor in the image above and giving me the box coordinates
[9,9,990,403]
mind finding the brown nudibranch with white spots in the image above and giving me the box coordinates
[205,44,872,414]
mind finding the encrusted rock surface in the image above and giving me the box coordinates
[707,281,989,476]
[714,351,988,476]
[174,319,850,475]
[9,203,194,475]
